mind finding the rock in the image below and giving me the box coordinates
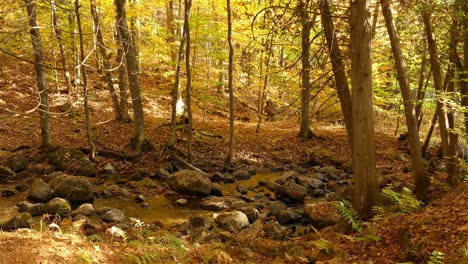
[141,202,150,208]
[28,179,51,203]
[233,170,251,180]
[263,221,287,240]
[236,185,248,195]
[275,209,303,225]
[17,201,46,216]
[265,180,280,191]
[312,189,325,197]
[77,160,97,177]
[45,197,71,215]
[223,174,236,183]
[96,207,127,223]
[0,212,32,231]
[5,155,29,172]
[0,165,14,177]
[1,189,16,197]
[154,168,170,181]
[15,184,28,192]
[189,216,213,230]
[263,200,287,215]
[296,175,324,190]
[200,197,228,211]
[320,166,339,174]
[160,162,174,173]
[100,163,116,174]
[48,147,95,176]
[49,175,94,204]
[175,198,188,206]
[215,211,249,231]
[239,207,259,223]
[276,171,298,185]
[135,194,145,203]
[304,201,341,229]
[210,183,223,197]
[168,170,212,197]
[210,172,226,182]
[275,181,308,202]
[71,203,95,216]
[328,186,354,202]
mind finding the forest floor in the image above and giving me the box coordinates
[0,59,467,263]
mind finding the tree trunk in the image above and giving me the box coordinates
[350,0,378,219]
[380,0,428,201]
[51,0,73,95]
[415,40,428,127]
[184,0,193,162]
[114,28,131,122]
[319,0,353,148]
[115,0,146,152]
[422,9,451,172]
[463,0,468,134]
[75,0,95,161]
[24,0,52,148]
[298,0,313,139]
[90,0,121,121]
[68,12,81,89]
[225,0,235,166]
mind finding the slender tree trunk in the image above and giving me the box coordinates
[350,0,378,219]
[24,0,52,148]
[166,0,177,63]
[298,0,313,139]
[319,0,353,148]
[115,0,146,152]
[422,9,450,170]
[225,0,235,166]
[421,103,441,155]
[68,12,81,89]
[51,0,73,95]
[415,40,428,127]
[463,0,468,134]
[184,0,193,162]
[380,0,428,201]
[75,0,95,161]
[114,28,131,122]
[256,36,273,134]
[167,16,186,148]
[90,0,121,121]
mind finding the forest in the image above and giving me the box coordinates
[0,0,467,263]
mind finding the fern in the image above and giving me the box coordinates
[335,199,362,233]
[427,251,444,264]
[382,185,422,213]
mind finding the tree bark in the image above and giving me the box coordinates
[75,0,95,161]
[50,0,73,95]
[298,0,313,139]
[24,0,52,148]
[115,0,146,152]
[68,12,81,88]
[114,27,131,122]
[225,0,235,165]
[350,0,378,218]
[184,0,193,162]
[380,0,428,201]
[319,0,353,148]
[463,0,468,134]
[91,0,121,122]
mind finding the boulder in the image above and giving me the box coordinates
[71,203,95,216]
[215,211,249,231]
[233,170,251,180]
[296,175,324,190]
[100,163,116,174]
[0,212,32,231]
[49,175,94,204]
[239,207,259,223]
[96,207,127,223]
[47,147,96,176]
[45,197,72,215]
[5,155,29,172]
[304,201,341,229]
[168,170,212,196]
[27,179,51,203]
[275,209,303,225]
[276,171,298,185]
[200,197,228,211]
[210,172,226,182]
[17,201,46,216]
[275,181,308,202]
[210,183,223,197]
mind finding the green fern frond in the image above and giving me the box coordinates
[428,250,444,264]
[382,184,422,213]
[335,199,362,233]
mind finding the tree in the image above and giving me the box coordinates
[319,0,353,147]
[380,0,428,201]
[463,0,468,134]
[297,0,314,139]
[24,0,52,148]
[225,0,235,166]
[90,0,121,122]
[350,0,378,218]
[115,0,146,152]
[184,0,193,162]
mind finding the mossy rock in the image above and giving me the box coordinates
[47,147,96,176]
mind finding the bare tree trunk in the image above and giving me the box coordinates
[90,0,121,121]
[115,0,146,152]
[380,0,428,201]
[415,40,428,127]
[68,12,81,89]
[421,103,441,155]
[225,0,235,166]
[24,0,52,148]
[51,0,73,95]
[256,36,273,134]
[298,0,313,139]
[463,0,468,134]
[114,28,131,122]
[184,0,193,162]
[319,0,353,148]
[166,0,177,63]
[422,9,451,171]
[75,0,95,161]
[350,0,378,219]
